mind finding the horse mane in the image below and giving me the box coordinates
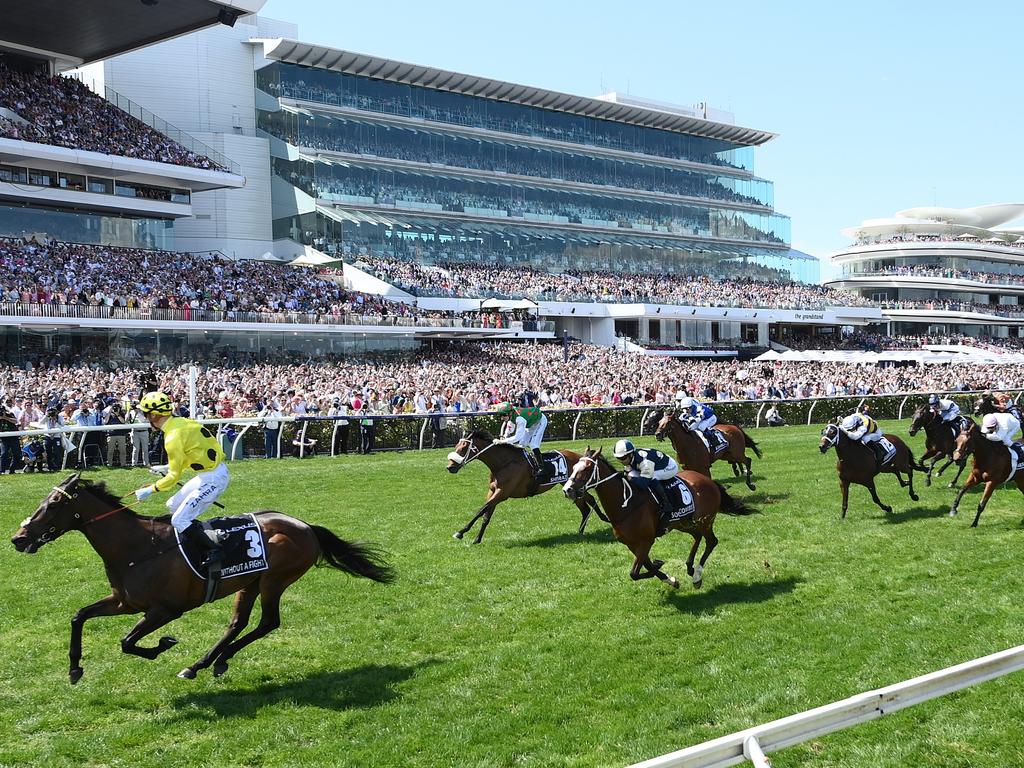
[466,428,495,442]
[80,479,172,522]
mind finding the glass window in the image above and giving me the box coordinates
[0,164,28,184]
[87,177,114,194]
[0,203,174,250]
[27,168,56,187]
[58,172,87,191]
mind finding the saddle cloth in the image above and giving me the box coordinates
[1007,443,1024,481]
[523,450,569,484]
[176,514,269,580]
[696,428,730,457]
[948,416,970,440]
[659,476,696,525]
[875,436,898,467]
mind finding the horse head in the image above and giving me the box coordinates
[953,421,977,462]
[11,473,87,553]
[908,402,935,436]
[974,393,998,416]
[643,409,664,438]
[562,445,605,501]
[447,430,491,473]
[654,410,678,442]
[819,422,840,454]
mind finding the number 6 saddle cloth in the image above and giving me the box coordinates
[175,514,270,579]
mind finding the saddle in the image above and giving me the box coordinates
[1008,443,1024,480]
[870,437,897,467]
[523,450,568,486]
[695,427,729,456]
[175,514,269,602]
[653,476,696,532]
[949,416,970,440]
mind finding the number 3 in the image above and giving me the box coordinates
[245,529,264,558]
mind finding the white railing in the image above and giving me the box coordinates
[629,643,1024,768]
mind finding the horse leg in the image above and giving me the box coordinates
[731,462,740,477]
[641,556,680,589]
[949,460,968,489]
[120,606,183,661]
[971,481,998,528]
[692,529,718,589]
[905,464,919,502]
[924,451,940,486]
[950,472,980,516]
[866,479,893,515]
[454,490,497,540]
[212,575,297,677]
[178,583,259,679]
[473,493,507,544]
[744,455,756,491]
[685,533,701,577]
[575,498,592,536]
[68,594,134,684]
[839,477,850,519]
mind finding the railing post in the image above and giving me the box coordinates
[856,397,866,412]
[755,401,767,429]
[298,420,309,459]
[898,395,911,420]
[743,735,772,768]
[330,421,341,457]
[806,399,819,426]
[572,410,584,441]
[639,408,650,436]
[277,424,284,459]
[232,424,251,460]
[419,416,428,450]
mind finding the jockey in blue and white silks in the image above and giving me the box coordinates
[928,394,960,424]
[677,396,718,446]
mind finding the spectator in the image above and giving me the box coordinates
[766,403,785,427]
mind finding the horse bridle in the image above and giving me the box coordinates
[570,456,626,492]
[450,435,500,467]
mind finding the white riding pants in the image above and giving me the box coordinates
[648,463,679,482]
[167,463,230,532]
[524,414,548,450]
[694,414,717,432]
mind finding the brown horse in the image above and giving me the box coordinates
[908,403,970,488]
[651,409,762,490]
[561,447,757,589]
[819,423,924,518]
[10,474,393,684]
[446,430,604,544]
[950,421,1024,527]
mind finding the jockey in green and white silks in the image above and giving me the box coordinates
[495,402,548,472]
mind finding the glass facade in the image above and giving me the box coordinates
[0,325,416,367]
[257,63,755,170]
[0,203,174,250]
[258,109,773,207]
[841,253,1024,278]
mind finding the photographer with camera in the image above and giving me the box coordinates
[103,402,131,468]
[0,400,19,473]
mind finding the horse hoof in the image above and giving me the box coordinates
[177,668,196,680]
[949,509,958,517]
[452,532,463,540]
[667,576,680,589]
[747,483,756,491]
[652,559,665,570]
[947,483,957,489]
[692,579,703,590]
[924,477,932,487]
[159,636,178,650]
[911,494,919,502]
[884,507,893,515]
[69,667,83,685]
[212,662,228,677]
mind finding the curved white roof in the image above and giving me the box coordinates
[843,204,1024,240]
[894,204,1024,229]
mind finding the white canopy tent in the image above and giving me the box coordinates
[479,298,538,311]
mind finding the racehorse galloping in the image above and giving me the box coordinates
[651,409,762,490]
[908,403,969,488]
[446,430,604,544]
[562,447,757,589]
[819,423,923,518]
[10,474,393,684]
[950,421,1024,527]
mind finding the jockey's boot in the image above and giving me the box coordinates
[183,520,223,571]
[651,481,673,536]
[702,429,717,451]
[532,448,548,482]
[869,441,887,466]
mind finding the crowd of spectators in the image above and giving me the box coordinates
[776,332,1024,352]
[854,234,1024,248]
[0,238,477,325]
[353,255,875,309]
[0,66,224,170]
[844,264,1024,286]
[3,343,1022,429]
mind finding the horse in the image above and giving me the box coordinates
[10,474,394,684]
[974,392,1021,420]
[818,423,924,518]
[446,430,605,544]
[950,421,1024,527]
[907,403,970,488]
[561,446,757,589]
[650,409,762,490]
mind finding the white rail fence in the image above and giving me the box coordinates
[629,643,1024,768]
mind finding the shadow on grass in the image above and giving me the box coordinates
[664,575,801,615]
[507,526,616,549]
[881,504,951,525]
[740,491,791,508]
[169,661,435,718]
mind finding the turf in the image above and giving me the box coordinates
[1,421,1024,768]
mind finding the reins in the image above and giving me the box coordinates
[51,484,145,526]
[454,436,502,467]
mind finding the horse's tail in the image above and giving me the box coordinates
[715,482,760,516]
[740,429,763,459]
[311,525,395,584]
[907,449,928,473]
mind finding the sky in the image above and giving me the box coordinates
[260,0,1024,279]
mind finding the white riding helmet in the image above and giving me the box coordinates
[678,396,694,410]
[613,439,635,458]
[840,414,860,430]
[982,413,999,433]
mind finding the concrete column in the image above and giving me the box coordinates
[757,322,770,346]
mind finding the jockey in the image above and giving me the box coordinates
[839,411,885,460]
[928,393,960,423]
[132,392,228,563]
[677,396,718,446]
[994,392,1022,421]
[613,439,678,522]
[494,402,548,476]
[981,412,1022,447]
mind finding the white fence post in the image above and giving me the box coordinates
[754,402,767,429]
[572,411,584,441]
[897,395,911,420]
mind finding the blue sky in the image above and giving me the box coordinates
[260,0,1024,279]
